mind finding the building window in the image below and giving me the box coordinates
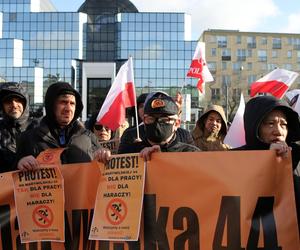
[272,38,281,49]
[236,49,246,61]
[222,48,231,61]
[272,50,278,58]
[211,88,220,100]
[236,35,241,44]
[258,50,267,62]
[211,48,217,56]
[297,51,300,62]
[247,62,252,71]
[287,50,292,58]
[222,62,227,70]
[247,49,252,57]
[247,36,256,48]
[293,38,300,50]
[209,35,216,43]
[217,36,227,48]
[232,62,243,71]
[248,75,256,85]
[261,37,267,45]
[207,61,217,72]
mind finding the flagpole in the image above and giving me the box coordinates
[133,95,141,142]
[130,55,141,142]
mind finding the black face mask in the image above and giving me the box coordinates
[145,122,174,143]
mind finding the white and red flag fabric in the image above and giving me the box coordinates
[224,93,246,148]
[97,57,136,131]
[187,42,214,93]
[250,68,299,99]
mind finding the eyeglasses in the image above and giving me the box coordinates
[94,124,110,131]
[144,116,176,124]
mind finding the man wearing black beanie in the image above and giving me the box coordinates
[16,82,101,170]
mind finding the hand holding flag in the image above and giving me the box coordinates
[250,68,299,99]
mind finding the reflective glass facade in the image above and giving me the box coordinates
[0,0,199,117]
[0,0,86,102]
[116,12,197,99]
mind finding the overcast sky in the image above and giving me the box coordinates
[51,0,300,40]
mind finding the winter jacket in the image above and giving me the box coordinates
[118,131,199,154]
[118,124,194,154]
[236,95,300,168]
[234,95,300,231]
[15,82,100,165]
[192,105,230,151]
[0,82,39,172]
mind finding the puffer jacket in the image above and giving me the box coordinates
[15,82,100,165]
[192,105,230,151]
[0,82,39,172]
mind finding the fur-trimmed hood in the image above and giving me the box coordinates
[193,104,228,139]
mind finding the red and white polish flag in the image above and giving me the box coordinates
[187,42,214,93]
[250,68,299,99]
[97,57,136,131]
[224,93,246,148]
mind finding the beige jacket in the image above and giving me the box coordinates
[192,105,231,151]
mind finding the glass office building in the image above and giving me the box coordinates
[0,0,199,121]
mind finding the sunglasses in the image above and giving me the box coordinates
[94,124,110,131]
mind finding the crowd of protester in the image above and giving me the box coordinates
[0,81,300,231]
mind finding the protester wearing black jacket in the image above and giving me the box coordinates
[16,82,100,169]
[0,82,39,172]
[118,124,194,154]
[119,92,199,155]
[235,95,300,231]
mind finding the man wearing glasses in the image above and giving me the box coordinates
[95,92,199,163]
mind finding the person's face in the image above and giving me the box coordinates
[204,111,222,135]
[259,109,288,144]
[93,124,111,141]
[2,96,24,119]
[54,94,76,127]
[143,113,179,143]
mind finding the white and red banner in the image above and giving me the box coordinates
[250,68,299,99]
[97,57,136,131]
[187,42,214,93]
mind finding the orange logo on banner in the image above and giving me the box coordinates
[32,205,54,228]
[105,198,127,225]
[42,152,54,163]
[36,148,64,164]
